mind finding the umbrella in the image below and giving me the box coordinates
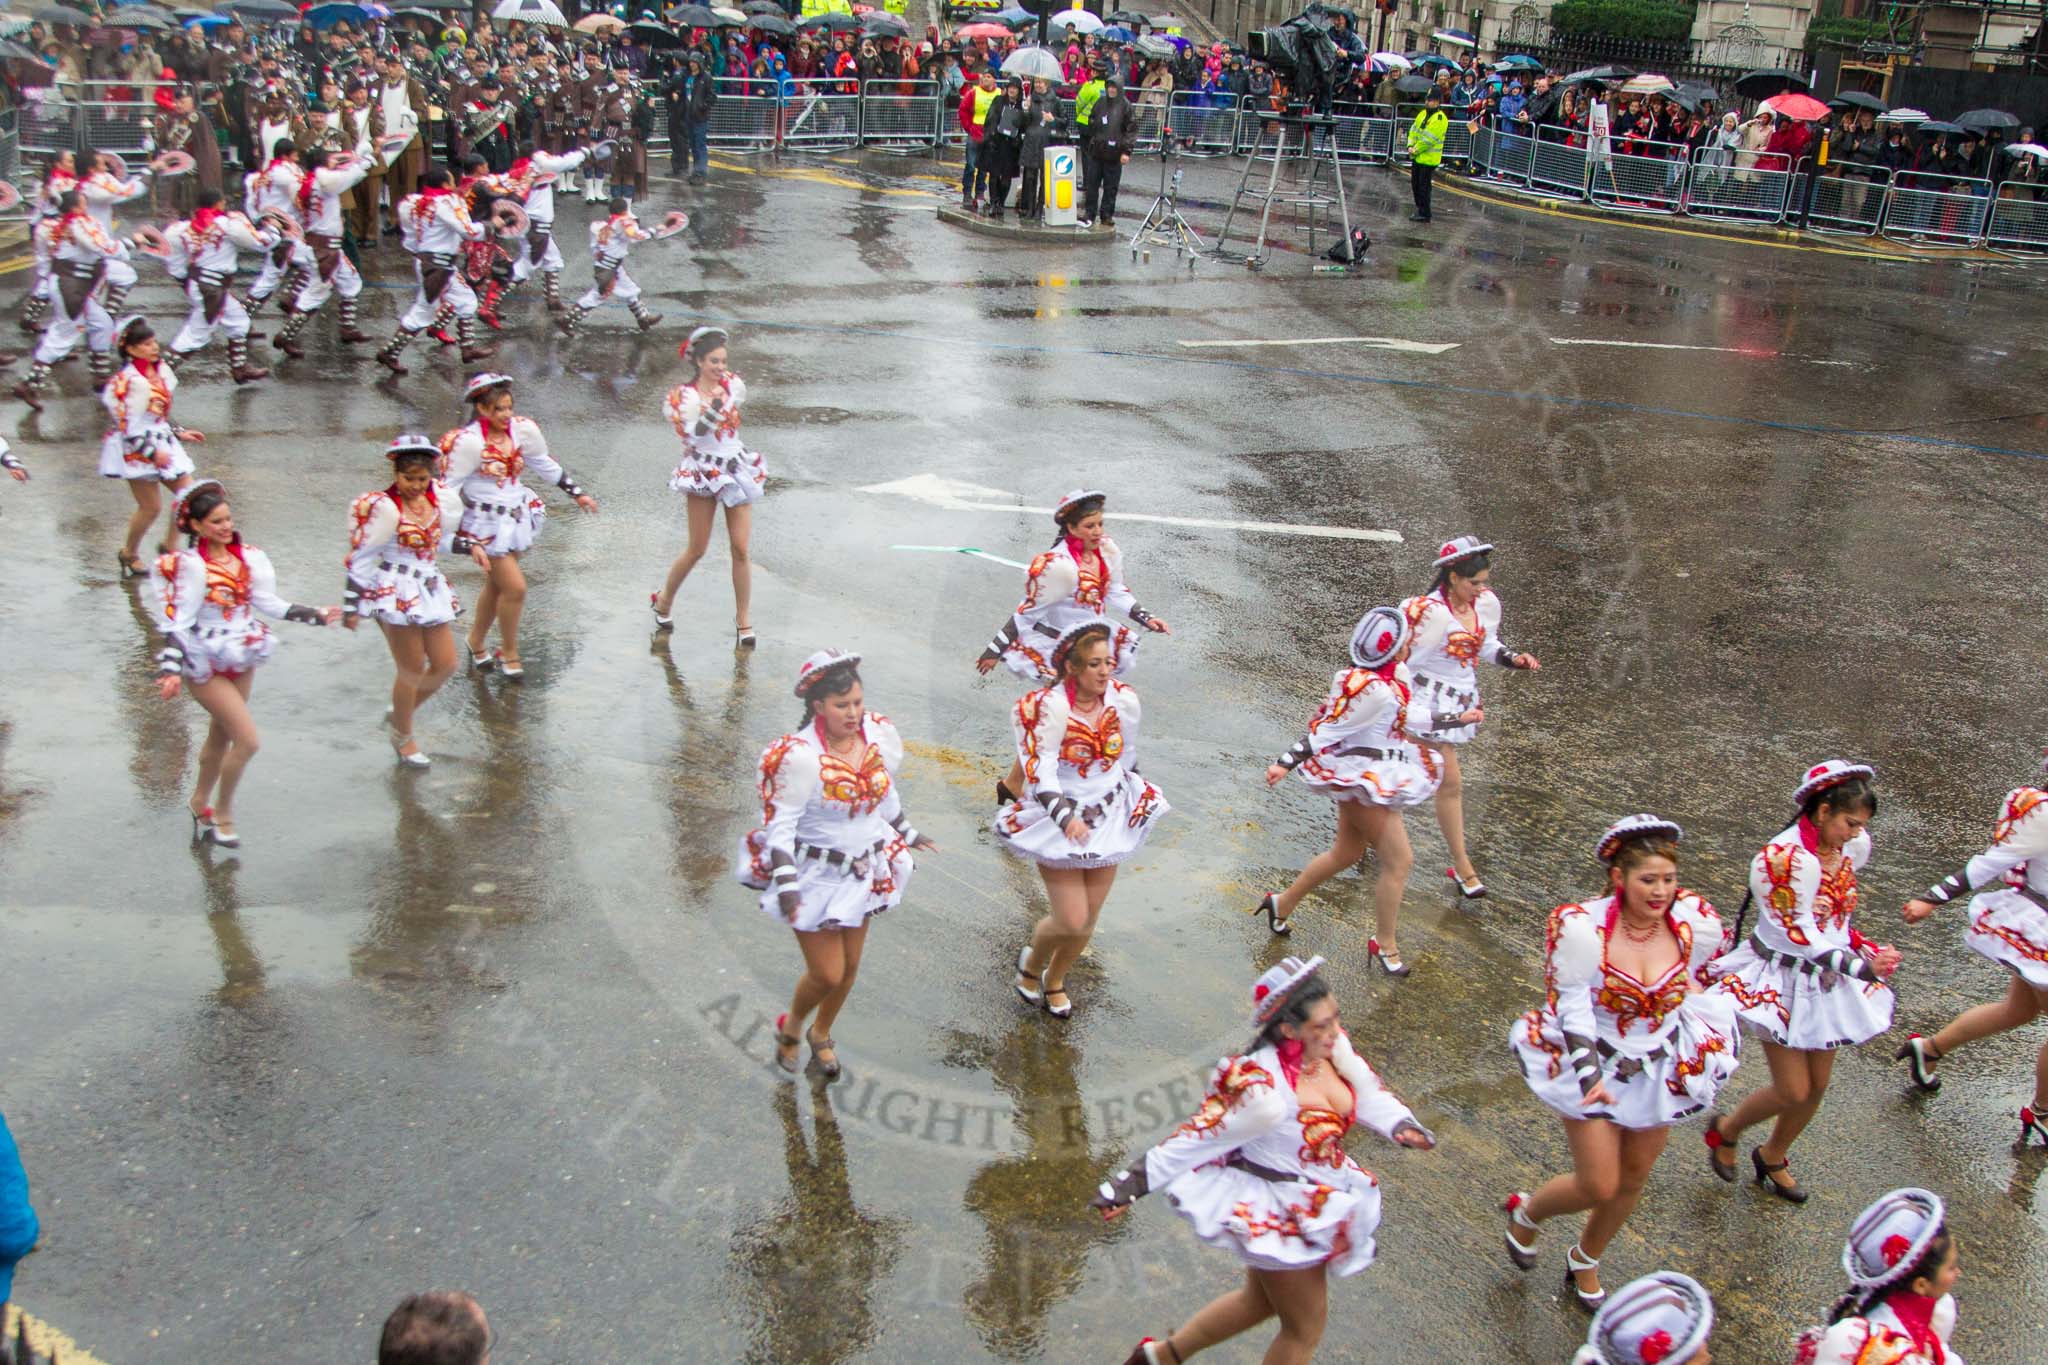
[2003,141,2048,159]
[1432,28,1475,49]
[1409,53,1457,72]
[1762,91,1829,122]
[1371,51,1411,69]
[0,37,39,57]
[182,13,231,26]
[668,3,719,23]
[1493,54,1541,72]
[403,0,470,8]
[490,0,567,26]
[800,12,860,32]
[1916,120,1979,139]
[574,12,624,31]
[1665,89,1703,113]
[952,20,1010,38]
[748,13,794,34]
[1147,12,1187,27]
[1878,107,1927,124]
[1672,80,1719,106]
[1047,10,1103,32]
[1561,64,1634,86]
[743,0,783,10]
[1956,108,2020,132]
[115,9,178,27]
[1001,44,1062,81]
[994,3,1033,22]
[711,5,749,22]
[1620,73,1673,95]
[1734,67,1805,100]
[30,4,95,25]
[861,10,909,36]
[1828,90,1887,113]
[305,2,372,27]
[632,17,686,44]
[1392,73,1434,96]
[1107,8,1147,23]
[390,7,443,19]
[218,0,298,18]
[1101,24,1134,41]
[1134,33,1173,59]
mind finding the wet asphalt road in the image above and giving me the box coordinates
[2,150,2047,1364]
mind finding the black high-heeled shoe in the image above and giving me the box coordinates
[1895,1035,1942,1093]
[1703,1114,1738,1183]
[995,778,1017,806]
[1250,892,1290,936]
[1752,1148,1808,1204]
[1368,937,1410,976]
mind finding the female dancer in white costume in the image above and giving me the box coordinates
[651,326,765,648]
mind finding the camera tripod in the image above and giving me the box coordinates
[1128,135,1205,266]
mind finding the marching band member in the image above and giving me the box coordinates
[274,147,373,357]
[554,196,661,337]
[100,318,202,580]
[1503,817,1740,1311]
[78,148,147,317]
[376,165,496,373]
[650,327,764,646]
[1094,956,1434,1365]
[1706,761,1899,1204]
[999,621,1169,1019]
[1258,607,1476,970]
[976,490,1170,803]
[345,435,489,768]
[736,649,934,1079]
[1897,756,2048,1146]
[13,190,126,411]
[1400,536,1541,900]
[240,137,310,322]
[17,152,80,336]
[375,49,428,230]
[1793,1188,1963,1365]
[166,188,279,383]
[504,141,588,315]
[152,479,339,848]
[437,373,597,679]
[1572,1273,1716,1365]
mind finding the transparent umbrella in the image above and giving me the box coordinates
[1000,45,1064,82]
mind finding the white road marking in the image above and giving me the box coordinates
[1547,337,1858,365]
[863,474,1404,543]
[891,545,1031,570]
[1177,336,1462,355]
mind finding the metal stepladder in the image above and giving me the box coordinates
[1205,112,1352,271]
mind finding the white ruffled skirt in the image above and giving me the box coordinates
[993,771,1169,869]
[670,444,767,508]
[181,620,276,684]
[354,556,460,628]
[1965,887,2048,990]
[1709,940,1895,1050]
[1162,1161,1384,1276]
[736,835,913,932]
[1295,745,1441,809]
[458,482,546,557]
[1410,671,1478,746]
[1510,996,1742,1129]
[99,427,194,483]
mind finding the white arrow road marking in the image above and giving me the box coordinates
[862,474,1404,544]
[891,545,1031,570]
[1176,336,1462,355]
[1547,337,1858,365]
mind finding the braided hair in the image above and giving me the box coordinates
[795,659,861,728]
[1051,494,1106,547]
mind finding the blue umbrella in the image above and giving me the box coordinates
[306,2,372,27]
[1408,53,1458,72]
[183,12,232,26]
[994,3,1034,23]
[1493,54,1541,71]
[1100,24,1133,40]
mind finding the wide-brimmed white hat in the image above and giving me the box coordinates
[1251,955,1326,1026]
[1792,759,1876,808]
[793,648,861,698]
[1595,815,1683,864]
[1843,1188,1946,1292]
[1572,1272,1714,1365]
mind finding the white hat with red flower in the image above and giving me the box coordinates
[1842,1187,1945,1292]
[1250,955,1325,1026]
[1573,1272,1714,1364]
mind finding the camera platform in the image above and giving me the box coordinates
[1204,113,1355,271]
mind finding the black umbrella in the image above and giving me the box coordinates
[1392,73,1434,97]
[1672,80,1719,106]
[798,11,858,31]
[219,0,301,16]
[1106,9,1148,24]
[1916,120,1979,138]
[1734,67,1804,100]
[625,18,680,47]
[31,4,97,24]
[1559,64,1634,87]
[403,0,471,8]
[749,13,794,34]
[667,4,719,24]
[1829,90,1887,113]
[861,10,909,36]
[1956,108,2020,132]
[0,38,42,60]
[743,0,783,11]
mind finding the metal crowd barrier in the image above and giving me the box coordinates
[1804,162,1891,236]
[1166,91,1241,157]
[1587,134,1690,215]
[1879,169,1993,248]
[1328,106,1396,165]
[1684,150,1792,224]
[1985,192,2048,253]
[706,76,780,152]
[783,89,862,150]
[860,79,940,150]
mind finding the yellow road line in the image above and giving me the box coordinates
[698,157,938,199]
[2,1304,115,1365]
[1434,177,1970,262]
[0,253,33,275]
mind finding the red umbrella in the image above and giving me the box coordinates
[955,21,1011,37]
[1762,91,1829,123]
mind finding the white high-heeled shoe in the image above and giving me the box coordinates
[389,725,430,769]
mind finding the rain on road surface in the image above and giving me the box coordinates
[2,151,2046,1363]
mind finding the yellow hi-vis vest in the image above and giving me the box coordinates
[971,83,998,129]
[1074,77,1105,128]
[1408,108,1447,166]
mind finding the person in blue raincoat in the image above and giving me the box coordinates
[0,1110,38,1322]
